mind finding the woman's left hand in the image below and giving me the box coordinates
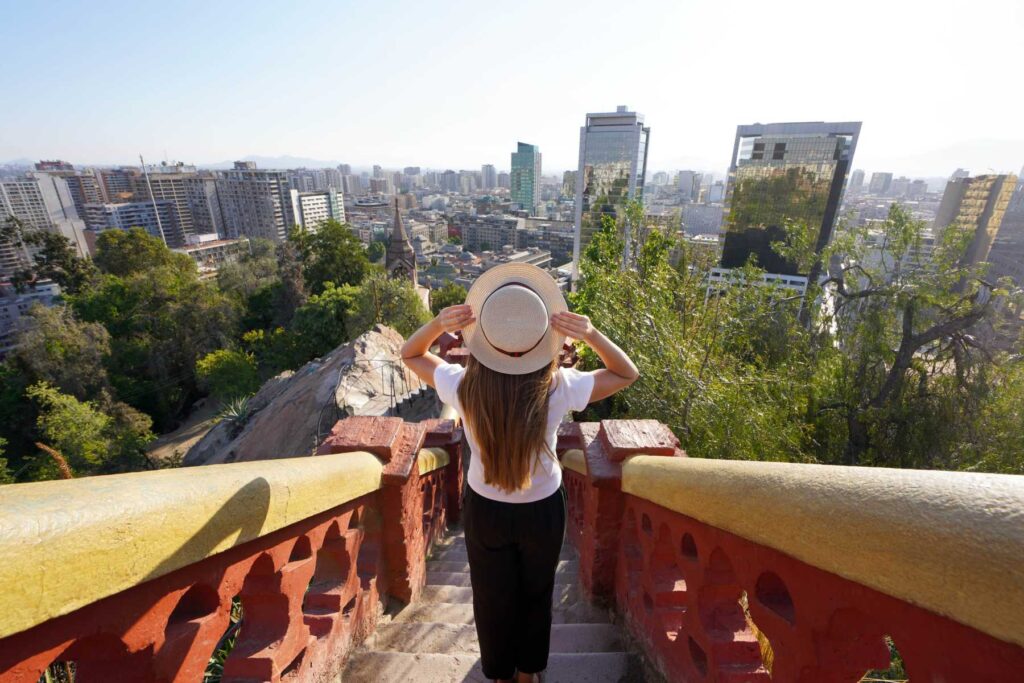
[550,311,593,341]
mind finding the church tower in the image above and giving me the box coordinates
[386,198,417,285]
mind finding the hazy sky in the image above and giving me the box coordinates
[2,0,1022,178]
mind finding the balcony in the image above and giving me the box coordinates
[1,410,1022,681]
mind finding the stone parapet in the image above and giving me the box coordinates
[0,415,463,682]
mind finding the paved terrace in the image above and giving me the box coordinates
[0,410,1022,681]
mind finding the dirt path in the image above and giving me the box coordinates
[146,399,221,464]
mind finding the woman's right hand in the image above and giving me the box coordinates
[436,304,475,333]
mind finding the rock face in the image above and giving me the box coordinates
[183,325,429,466]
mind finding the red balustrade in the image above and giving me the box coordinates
[556,418,1024,682]
[0,415,463,683]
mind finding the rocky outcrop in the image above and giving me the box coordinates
[183,325,430,466]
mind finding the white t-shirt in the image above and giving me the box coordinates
[433,362,596,503]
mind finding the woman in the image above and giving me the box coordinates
[401,263,639,683]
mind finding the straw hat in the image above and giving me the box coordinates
[462,263,568,375]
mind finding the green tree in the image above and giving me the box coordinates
[26,382,152,477]
[71,241,238,429]
[8,304,112,400]
[289,282,359,362]
[217,238,278,301]
[809,204,1012,467]
[430,281,467,315]
[351,272,432,338]
[367,240,386,263]
[294,220,369,295]
[196,349,260,401]
[0,437,13,485]
[93,228,194,277]
[573,201,811,463]
[8,218,98,294]
[273,238,307,326]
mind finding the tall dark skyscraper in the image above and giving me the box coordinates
[571,106,650,275]
[720,121,861,277]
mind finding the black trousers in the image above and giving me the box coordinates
[463,483,567,680]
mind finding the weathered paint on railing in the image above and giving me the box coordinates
[556,419,1024,681]
[0,416,463,682]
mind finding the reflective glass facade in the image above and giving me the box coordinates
[510,142,541,212]
[721,122,860,276]
[572,108,649,271]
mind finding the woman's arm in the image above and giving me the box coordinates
[550,311,639,403]
[400,304,475,387]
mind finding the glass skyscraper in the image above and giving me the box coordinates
[571,106,650,276]
[510,142,541,213]
[720,121,861,277]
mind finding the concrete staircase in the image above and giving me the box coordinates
[342,530,645,682]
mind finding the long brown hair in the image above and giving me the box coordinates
[457,354,558,493]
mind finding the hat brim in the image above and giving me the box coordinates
[462,263,567,375]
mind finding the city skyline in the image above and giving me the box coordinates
[2,1,1022,178]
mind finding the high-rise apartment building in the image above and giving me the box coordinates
[97,168,139,202]
[510,142,541,213]
[215,162,295,242]
[481,164,497,190]
[83,201,180,243]
[1,174,89,276]
[934,173,1018,267]
[290,188,345,231]
[571,106,650,274]
[868,172,893,195]
[720,121,861,277]
[33,161,104,219]
[136,164,221,247]
[338,164,352,176]
[497,172,510,189]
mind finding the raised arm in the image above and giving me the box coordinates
[550,311,639,403]
[400,304,475,387]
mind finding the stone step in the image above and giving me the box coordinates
[432,546,577,563]
[420,583,580,607]
[429,559,579,576]
[392,601,614,626]
[425,570,577,588]
[368,623,624,655]
[343,651,642,683]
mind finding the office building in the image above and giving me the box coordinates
[933,174,1018,267]
[571,106,650,273]
[848,169,865,195]
[290,189,345,231]
[497,172,510,189]
[338,164,352,175]
[215,162,295,242]
[678,170,702,202]
[453,213,523,252]
[458,170,478,195]
[868,172,893,195]
[682,204,724,236]
[481,164,497,190]
[907,179,928,200]
[719,121,861,278]
[890,176,911,198]
[510,142,541,213]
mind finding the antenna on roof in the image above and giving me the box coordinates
[140,154,168,246]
